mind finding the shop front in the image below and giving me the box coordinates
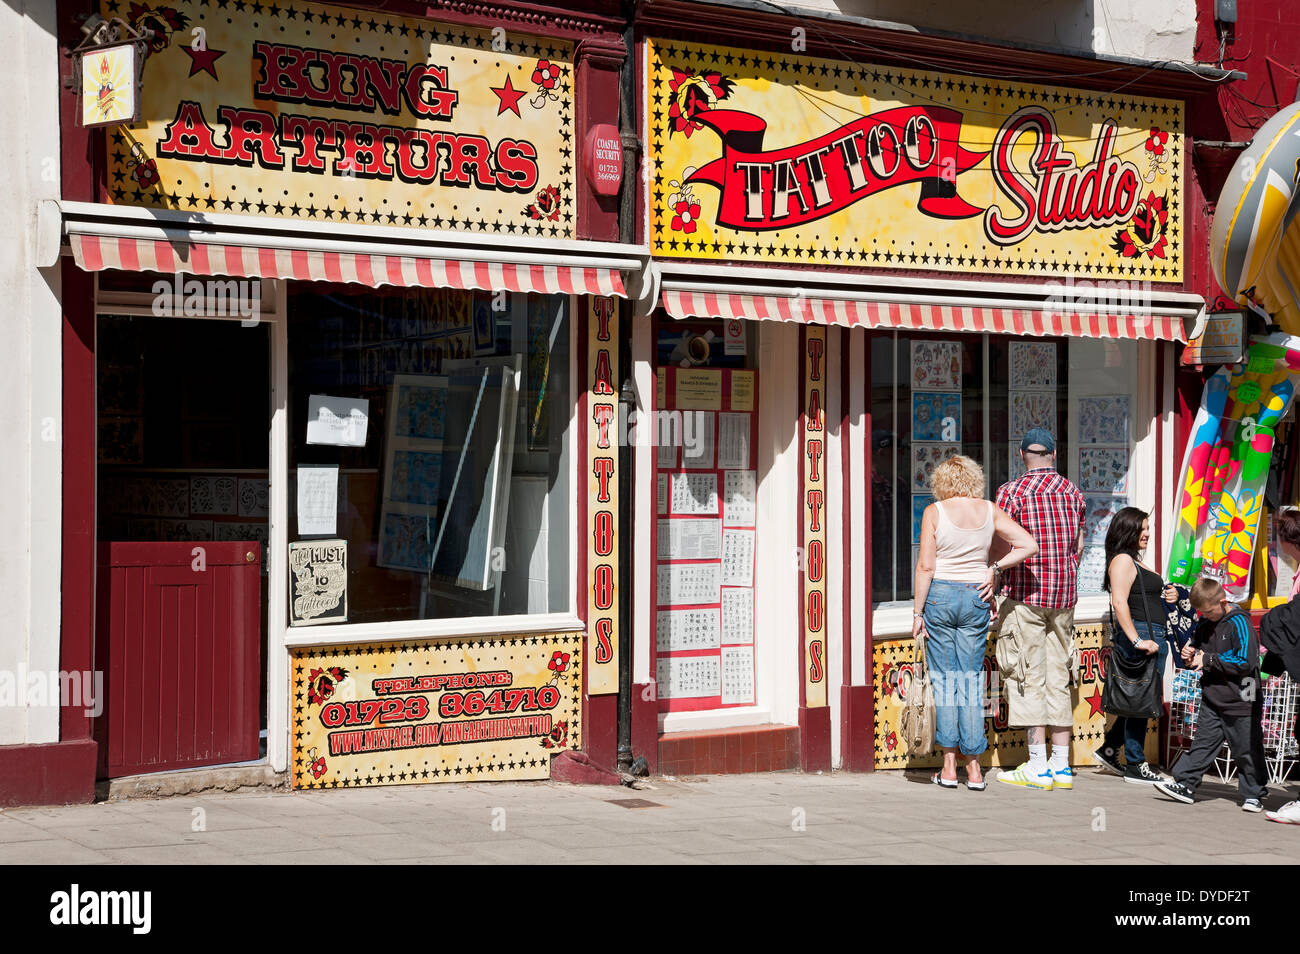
[631,16,1207,774]
[51,0,642,794]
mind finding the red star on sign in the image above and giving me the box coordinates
[182,45,226,79]
[1085,686,1103,717]
[491,75,525,117]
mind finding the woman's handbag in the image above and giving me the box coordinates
[899,636,936,756]
[1102,570,1163,720]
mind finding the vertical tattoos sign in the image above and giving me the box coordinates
[802,327,827,708]
[587,296,619,695]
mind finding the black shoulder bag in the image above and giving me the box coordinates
[1102,566,1163,720]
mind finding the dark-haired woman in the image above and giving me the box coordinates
[1094,507,1177,784]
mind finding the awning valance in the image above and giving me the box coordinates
[661,288,1187,342]
[71,234,627,298]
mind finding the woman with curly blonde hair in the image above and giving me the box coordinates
[914,454,1038,789]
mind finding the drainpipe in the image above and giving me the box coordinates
[616,0,639,774]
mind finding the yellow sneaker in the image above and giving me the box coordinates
[1050,766,1074,790]
[996,762,1054,791]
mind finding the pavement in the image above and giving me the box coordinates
[3,765,1300,864]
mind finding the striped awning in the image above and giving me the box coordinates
[661,289,1186,342]
[70,233,627,298]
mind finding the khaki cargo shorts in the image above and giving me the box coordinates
[995,599,1075,728]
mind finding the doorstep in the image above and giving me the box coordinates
[98,760,288,800]
[658,724,800,776]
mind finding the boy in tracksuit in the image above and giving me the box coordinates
[1154,578,1269,811]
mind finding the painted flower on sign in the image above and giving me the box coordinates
[531,59,560,91]
[1144,127,1168,157]
[306,666,348,706]
[132,158,159,188]
[1142,127,1172,183]
[1111,192,1169,259]
[548,650,570,674]
[525,184,562,221]
[127,2,190,57]
[541,720,569,749]
[667,67,734,137]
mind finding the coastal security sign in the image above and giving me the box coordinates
[647,37,1184,280]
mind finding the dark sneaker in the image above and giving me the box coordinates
[1155,779,1195,804]
[1093,746,1124,776]
[1242,799,1264,813]
[1124,761,1164,785]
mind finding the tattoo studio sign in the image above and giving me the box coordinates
[647,37,1183,279]
[102,0,575,236]
[292,634,581,789]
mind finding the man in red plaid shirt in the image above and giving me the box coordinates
[993,428,1086,793]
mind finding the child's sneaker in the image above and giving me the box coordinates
[1242,799,1264,813]
[1266,800,1300,824]
[1154,779,1195,804]
[1124,761,1164,785]
[996,762,1054,791]
[1050,766,1074,790]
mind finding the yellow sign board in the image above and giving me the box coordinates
[81,43,139,127]
[648,37,1183,280]
[103,0,574,237]
[292,633,581,789]
[872,624,1155,768]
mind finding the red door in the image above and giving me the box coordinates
[96,541,261,778]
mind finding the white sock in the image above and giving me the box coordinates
[1049,747,1070,772]
[1028,743,1048,773]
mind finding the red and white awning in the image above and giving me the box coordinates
[70,233,627,298]
[661,289,1186,342]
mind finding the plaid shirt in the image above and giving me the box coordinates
[995,468,1086,609]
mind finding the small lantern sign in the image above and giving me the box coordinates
[73,16,151,128]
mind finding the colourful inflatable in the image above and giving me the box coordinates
[1209,100,1300,335]
[1168,334,1300,598]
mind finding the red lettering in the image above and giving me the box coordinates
[443,134,494,185]
[494,138,538,191]
[807,488,824,532]
[592,457,615,502]
[403,63,459,118]
[282,115,336,172]
[594,564,614,610]
[592,297,615,341]
[807,538,824,582]
[806,440,824,482]
[157,101,220,160]
[594,618,614,663]
[807,388,822,432]
[593,509,614,556]
[806,336,824,380]
[809,636,824,677]
[592,404,615,449]
[218,107,286,168]
[593,349,614,395]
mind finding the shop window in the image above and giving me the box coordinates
[287,287,572,625]
[871,333,1141,606]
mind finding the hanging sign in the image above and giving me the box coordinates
[101,0,574,237]
[80,41,142,127]
[1181,311,1245,366]
[647,37,1184,280]
[292,634,582,789]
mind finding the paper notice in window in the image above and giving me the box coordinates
[297,465,339,536]
[671,472,718,514]
[721,588,753,644]
[682,411,715,469]
[657,563,721,605]
[657,518,721,560]
[656,607,721,652]
[656,655,721,699]
[657,474,668,515]
[675,368,723,410]
[721,528,755,586]
[717,412,751,470]
[658,438,678,469]
[306,395,369,447]
[723,470,756,526]
[730,370,755,412]
[721,645,755,704]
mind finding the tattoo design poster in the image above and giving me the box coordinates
[911,339,961,391]
[912,442,960,493]
[1083,494,1128,546]
[1078,395,1131,445]
[912,494,935,543]
[1009,341,1057,390]
[1009,390,1056,440]
[1079,447,1130,494]
[912,393,961,442]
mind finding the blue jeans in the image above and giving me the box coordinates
[923,579,991,756]
[1102,620,1168,765]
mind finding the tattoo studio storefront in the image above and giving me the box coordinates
[633,13,1206,775]
[54,0,642,793]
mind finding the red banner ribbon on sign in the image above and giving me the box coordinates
[686,106,988,231]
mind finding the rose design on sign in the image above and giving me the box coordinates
[306,666,349,706]
[306,747,328,779]
[529,59,562,108]
[524,184,562,221]
[127,2,190,58]
[540,720,569,749]
[122,142,160,189]
[666,171,700,233]
[1143,127,1171,183]
[1111,191,1169,260]
[548,650,570,676]
[667,68,734,137]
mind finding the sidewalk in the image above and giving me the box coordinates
[2,766,1298,864]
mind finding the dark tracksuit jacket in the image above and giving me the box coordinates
[1191,607,1258,716]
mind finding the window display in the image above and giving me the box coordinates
[288,287,571,625]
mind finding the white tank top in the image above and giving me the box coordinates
[933,500,995,583]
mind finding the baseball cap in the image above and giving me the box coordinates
[1020,428,1055,453]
